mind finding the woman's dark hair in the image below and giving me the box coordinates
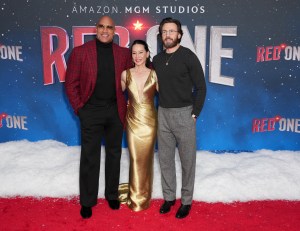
[130,40,151,68]
[158,17,183,43]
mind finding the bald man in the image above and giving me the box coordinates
[65,16,132,218]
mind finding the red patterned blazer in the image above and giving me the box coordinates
[65,40,132,125]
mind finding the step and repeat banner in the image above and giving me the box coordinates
[0,0,299,151]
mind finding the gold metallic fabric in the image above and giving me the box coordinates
[122,69,157,211]
[118,183,129,204]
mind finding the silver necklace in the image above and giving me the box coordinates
[165,52,175,65]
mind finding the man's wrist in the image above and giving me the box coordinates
[192,114,197,119]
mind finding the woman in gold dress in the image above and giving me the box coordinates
[120,40,158,211]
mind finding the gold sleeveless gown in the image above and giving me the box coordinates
[119,69,157,211]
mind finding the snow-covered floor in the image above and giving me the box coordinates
[1,140,300,202]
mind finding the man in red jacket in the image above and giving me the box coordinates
[65,16,132,219]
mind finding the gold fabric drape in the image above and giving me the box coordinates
[119,69,157,211]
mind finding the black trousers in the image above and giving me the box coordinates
[78,103,123,207]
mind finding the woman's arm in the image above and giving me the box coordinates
[121,70,127,91]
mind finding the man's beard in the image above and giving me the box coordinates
[163,37,179,49]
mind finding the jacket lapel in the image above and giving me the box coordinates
[87,40,97,79]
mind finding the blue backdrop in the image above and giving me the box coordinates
[0,0,299,151]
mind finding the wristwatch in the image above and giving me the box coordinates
[192,114,197,119]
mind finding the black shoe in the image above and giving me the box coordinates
[159,200,176,214]
[80,206,92,219]
[107,200,120,210]
[175,204,191,219]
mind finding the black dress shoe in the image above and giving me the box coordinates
[107,200,120,210]
[159,200,176,214]
[80,206,92,219]
[175,204,191,219]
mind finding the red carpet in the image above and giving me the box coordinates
[1,197,299,231]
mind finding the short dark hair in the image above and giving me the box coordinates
[158,17,183,43]
[130,40,151,68]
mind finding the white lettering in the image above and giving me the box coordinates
[0,45,23,61]
[284,46,293,60]
[155,6,161,13]
[5,116,28,130]
[79,6,87,13]
[71,6,77,13]
[125,6,149,14]
[89,6,94,14]
[295,119,300,133]
[155,5,205,14]
[284,46,300,61]
[209,26,237,86]
[72,5,118,14]
[279,118,300,133]
[293,46,300,61]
